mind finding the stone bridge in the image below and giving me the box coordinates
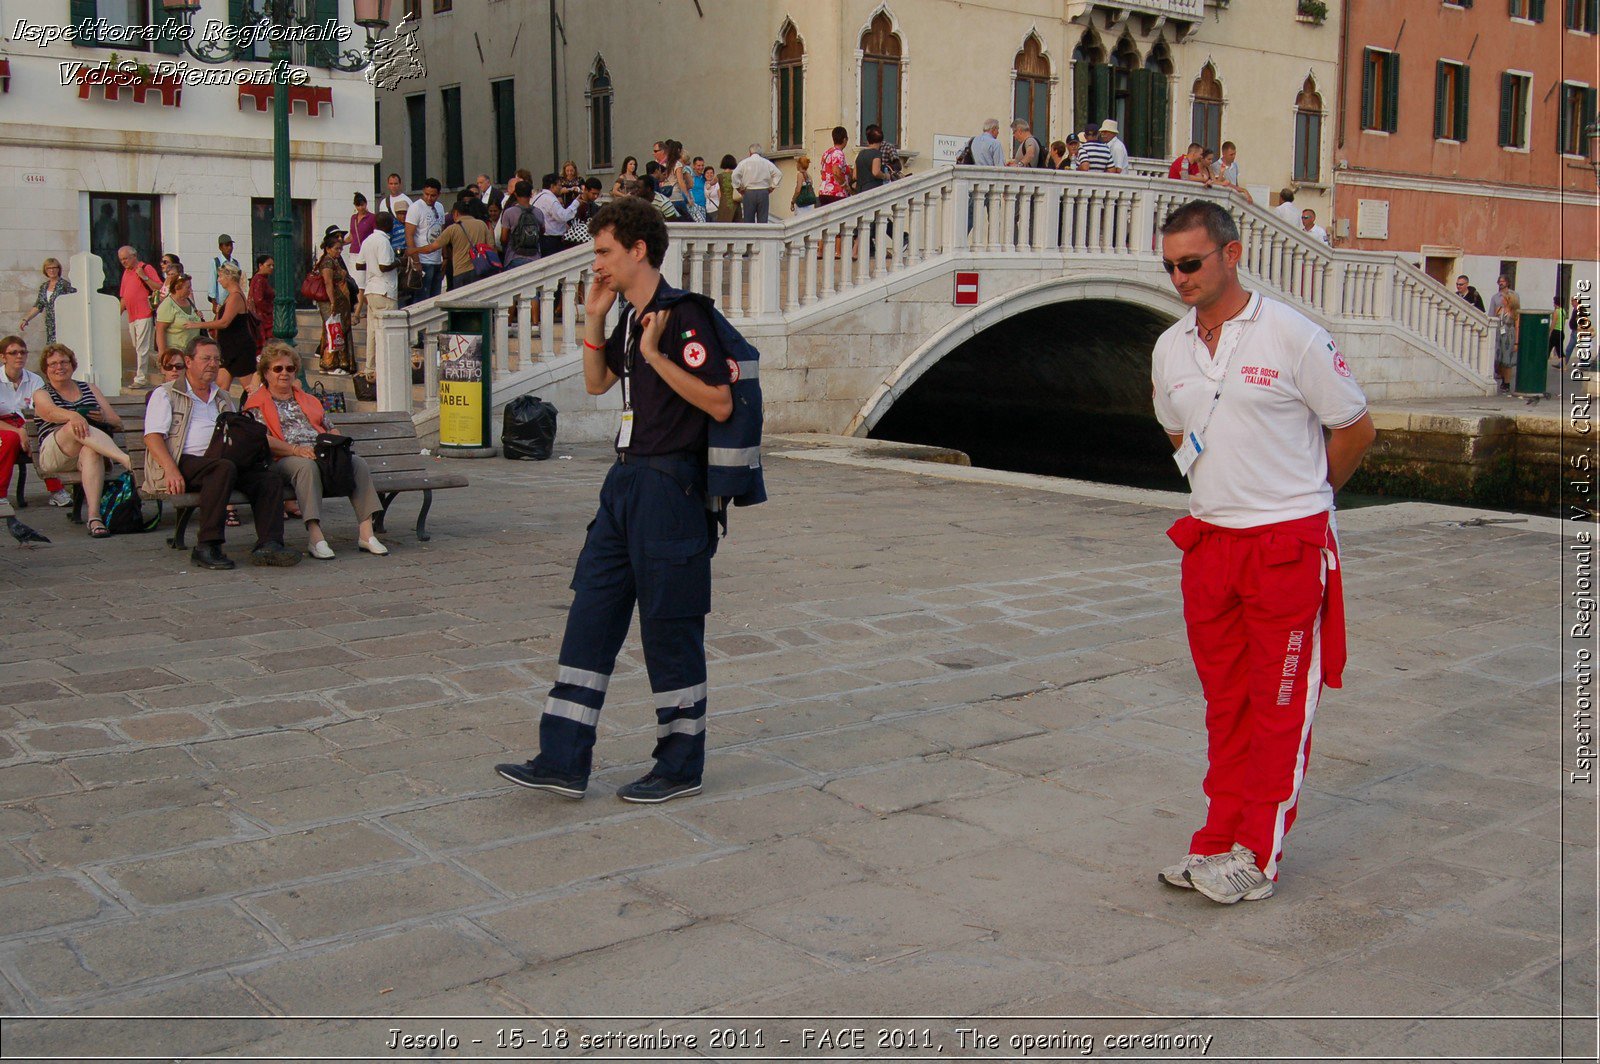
[373,166,1497,446]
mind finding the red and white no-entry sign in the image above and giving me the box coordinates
[954,272,980,306]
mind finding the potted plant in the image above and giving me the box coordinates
[1297,0,1329,23]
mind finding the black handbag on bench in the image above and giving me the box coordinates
[204,411,270,469]
[313,433,356,497]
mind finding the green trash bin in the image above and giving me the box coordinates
[1515,311,1551,395]
[436,306,498,458]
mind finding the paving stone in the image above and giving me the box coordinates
[234,770,439,828]
[474,884,692,962]
[0,681,69,706]
[213,698,337,732]
[666,786,874,846]
[250,645,363,673]
[11,906,281,1001]
[635,837,867,918]
[105,822,414,905]
[332,731,506,774]
[0,764,78,803]
[17,694,146,726]
[822,758,1016,815]
[63,747,203,787]
[118,712,212,743]
[492,922,828,1016]
[20,725,125,754]
[459,818,713,895]
[328,678,457,715]
[762,723,945,774]
[26,805,244,868]
[6,977,272,1058]
[248,862,498,944]
[743,879,992,965]
[242,924,522,1013]
[0,877,108,935]
[813,810,1004,874]
[60,667,184,696]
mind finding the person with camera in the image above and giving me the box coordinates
[143,336,300,571]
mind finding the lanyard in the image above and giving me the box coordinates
[620,307,638,410]
[1192,321,1243,442]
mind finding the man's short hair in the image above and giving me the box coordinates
[583,176,603,191]
[1011,119,1030,132]
[516,168,533,182]
[1220,141,1236,152]
[1279,187,1295,202]
[186,334,222,360]
[864,124,884,144]
[1160,199,1240,247]
[387,171,402,181]
[1456,274,1470,283]
[749,143,763,155]
[423,178,442,192]
[374,212,394,231]
[543,172,561,189]
[832,125,849,145]
[1187,142,1202,152]
[589,195,669,269]
[983,118,1000,133]
[513,180,533,199]
[692,156,704,165]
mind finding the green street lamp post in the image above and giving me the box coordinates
[157,0,391,348]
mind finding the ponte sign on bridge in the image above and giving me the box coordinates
[373,166,1497,445]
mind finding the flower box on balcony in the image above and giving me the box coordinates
[238,82,334,116]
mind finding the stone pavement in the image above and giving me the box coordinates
[0,440,1590,1060]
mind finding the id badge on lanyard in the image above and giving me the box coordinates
[1173,330,1238,478]
[617,308,636,450]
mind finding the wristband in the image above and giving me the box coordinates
[583,339,604,351]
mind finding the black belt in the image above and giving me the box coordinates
[616,450,702,469]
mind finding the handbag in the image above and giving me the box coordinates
[313,432,356,498]
[563,220,591,244]
[299,268,328,303]
[399,254,423,293]
[204,411,270,469]
[310,380,347,414]
[353,373,377,403]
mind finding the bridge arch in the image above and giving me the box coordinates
[847,274,1188,437]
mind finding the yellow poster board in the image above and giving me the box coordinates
[437,332,485,448]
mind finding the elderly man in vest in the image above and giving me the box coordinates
[143,336,300,571]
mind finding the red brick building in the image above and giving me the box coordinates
[1334,0,1598,312]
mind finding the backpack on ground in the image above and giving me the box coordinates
[880,142,904,181]
[100,471,162,535]
[469,241,502,278]
[653,286,767,524]
[955,138,975,165]
[509,206,544,256]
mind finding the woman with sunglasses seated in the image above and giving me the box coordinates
[31,342,135,539]
[242,341,387,559]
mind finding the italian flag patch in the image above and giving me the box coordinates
[680,328,697,340]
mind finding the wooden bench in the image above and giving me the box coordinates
[19,396,468,548]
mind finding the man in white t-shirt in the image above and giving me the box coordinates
[353,212,399,376]
[404,178,446,304]
[1299,208,1330,245]
[1150,199,1374,905]
[1273,188,1301,228]
[376,172,411,223]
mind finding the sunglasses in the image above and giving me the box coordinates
[162,363,184,372]
[268,365,297,375]
[1161,245,1226,275]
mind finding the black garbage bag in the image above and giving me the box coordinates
[502,395,558,460]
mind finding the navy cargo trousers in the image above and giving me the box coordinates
[532,455,717,784]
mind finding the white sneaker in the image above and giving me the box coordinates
[1158,853,1207,890]
[308,540,336,560]
[358,536,388,556]
[1184,844,1275,904]
[47,489,73,507]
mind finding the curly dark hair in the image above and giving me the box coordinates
[588,195,669,269]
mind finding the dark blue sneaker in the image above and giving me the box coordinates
[616,773,702,804]
[494,761,587,799]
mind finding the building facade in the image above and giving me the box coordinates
[0,0,379,356]
[1334,0,1599,312]
[375,0,1341,219]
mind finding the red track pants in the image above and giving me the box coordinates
[1168,511,1346,880]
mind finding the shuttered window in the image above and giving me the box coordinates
[1361,49,1400,133]
[1013,35,1051,142]
[1558,83,1599,154]
[1569,0,1600,32]
[775,23,805,151]
[1434,61,1470,141]
[1498,72,1532,148]
[1293,76,1324,182]
[860,13,903,145]
[1191,64,1223,152]
[441,86,463,189]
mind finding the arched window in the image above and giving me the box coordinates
[587,58,613,170]
[1293,75,1324,183]
[1013,33,1051,141]
[774,22,805,151]
[860,11,903,145]
[1109,36,1138,137]
[1136,44,1172,160]
[1191,62,1223,152]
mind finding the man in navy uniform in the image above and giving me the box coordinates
[496,196,732,804]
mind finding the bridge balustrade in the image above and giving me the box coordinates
[372,166,1497,423]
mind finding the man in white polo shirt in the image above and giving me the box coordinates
[1150,199,1375,905]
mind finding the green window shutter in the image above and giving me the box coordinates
[1530,0,1546,20]
[1091,64,1112,123]
[308,0,340,67]
[1129,68,1152,157]
[1361,50,1376,129]
[1072,62,1091,131]
[1590,0,1599,32]
[71,0,99,46]
[1150,73,1169,159]
[1383,54,1400,131]
[1434,61,1448,139]
[1457,66,1471,141]
[1560,86,1574,152]
[1587,87,1599,131]
[793,66,804,149]
[151,1,182,55]
[1498,72,1515,145]
[229,0,249,25]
